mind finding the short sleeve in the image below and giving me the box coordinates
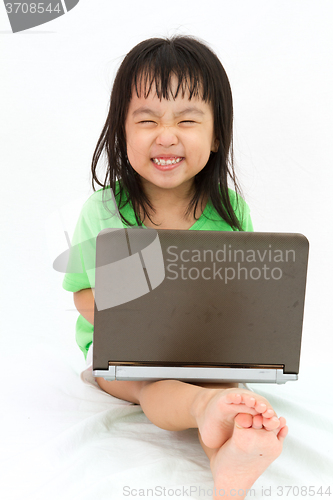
[62,188,124,292]
[62,201,97,292]
[240,200,254,231]
[227,189,254,232]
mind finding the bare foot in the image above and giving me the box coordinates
[210,414,288,500]
[192,387,279,449]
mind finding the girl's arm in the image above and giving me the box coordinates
[73,288,95,325]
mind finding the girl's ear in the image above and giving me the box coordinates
[211,137,219,153]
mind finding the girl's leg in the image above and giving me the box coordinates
[96,378,279,448]
[96,378,287,499]
[96,377,226,428]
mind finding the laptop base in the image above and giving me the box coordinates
[92,366,297,384]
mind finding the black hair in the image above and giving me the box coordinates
[91,35,244,230]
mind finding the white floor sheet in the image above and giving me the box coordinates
[2,338,333,500]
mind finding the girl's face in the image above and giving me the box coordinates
[125,77,218,195]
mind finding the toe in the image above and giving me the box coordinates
[225,392,242,405]
[255,401,268,413]
[272,417,288,439]
[242,393,256,408]
[262,408,275,418]
[277,424,289,441]
[263,416,280,430]
[235,413,253,429]
[252,414,263,429]
[279,417,287,428]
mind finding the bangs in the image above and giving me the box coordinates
[132,43,213,102]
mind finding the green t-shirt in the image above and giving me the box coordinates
[62,184,253,359]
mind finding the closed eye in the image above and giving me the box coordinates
[137,120,196,125]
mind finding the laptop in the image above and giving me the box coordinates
[92,228,309,384]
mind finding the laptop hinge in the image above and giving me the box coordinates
[92,366,297,384]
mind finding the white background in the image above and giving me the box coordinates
[1,0,332,378]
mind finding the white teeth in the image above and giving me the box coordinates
[152,157,183,166]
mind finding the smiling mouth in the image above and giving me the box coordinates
[151,157,184,166]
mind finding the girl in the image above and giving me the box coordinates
[63,36,288,499]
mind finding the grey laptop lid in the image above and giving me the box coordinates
[92,229,309,384]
